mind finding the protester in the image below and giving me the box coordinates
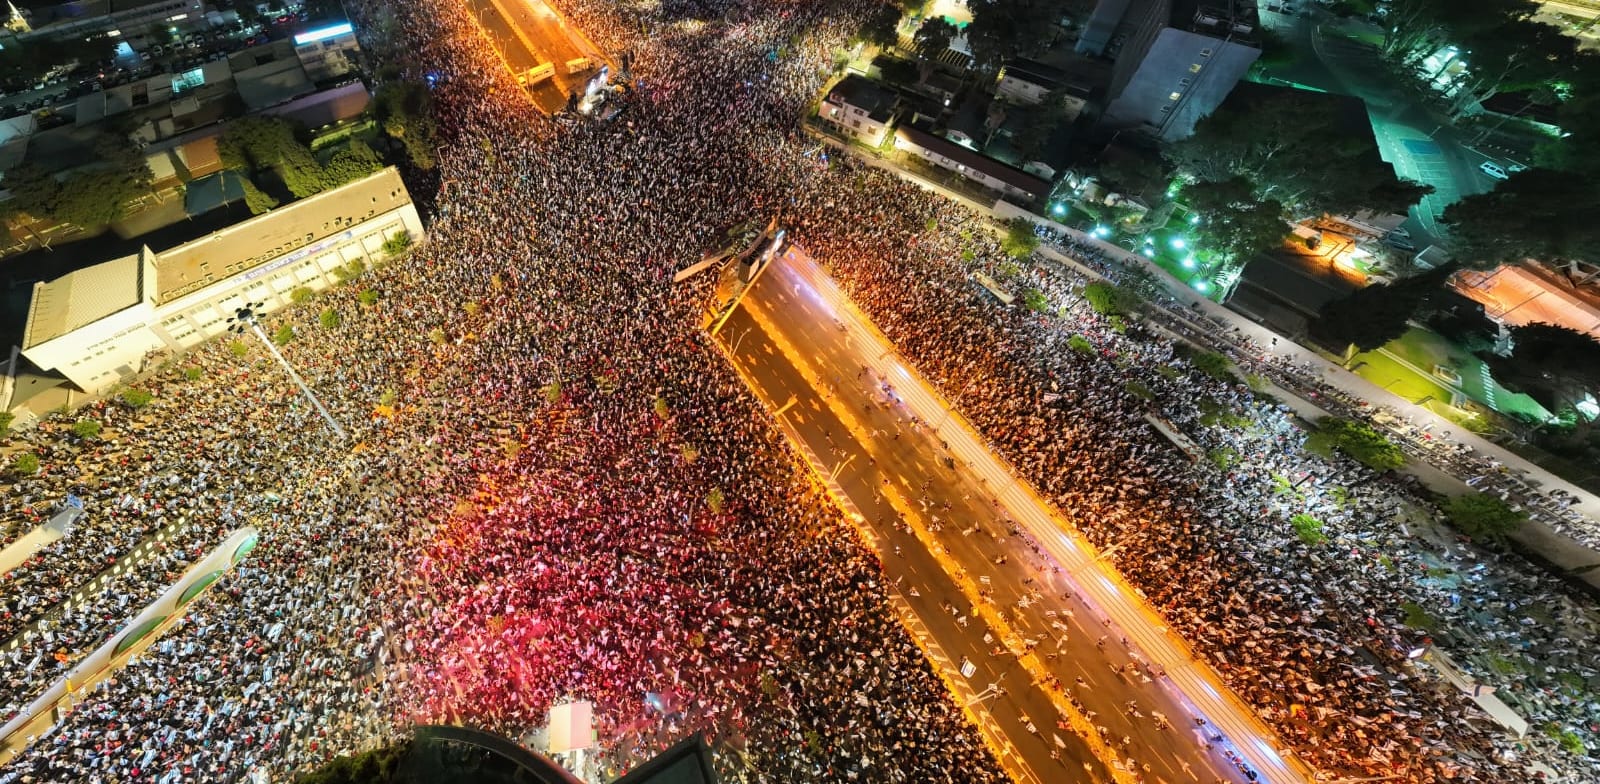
[0,0,1594,782]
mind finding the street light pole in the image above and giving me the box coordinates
[228,302,348,442]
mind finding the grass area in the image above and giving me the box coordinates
[1365,328,1550,421]
[1349,348,1454,405]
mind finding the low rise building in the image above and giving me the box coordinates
[20,167,422,394]
[820,74,899,146]
[894,125,1051,204]
[292,21,361,82]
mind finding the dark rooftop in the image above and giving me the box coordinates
[827,74,899,122]
[897,124,1051,197]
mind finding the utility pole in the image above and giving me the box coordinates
[227,302,348,441]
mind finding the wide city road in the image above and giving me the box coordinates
[711,246,1311,784]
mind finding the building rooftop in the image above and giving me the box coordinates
[1001,58,1067,90]
[897,124,1051,196]
[1174,0,1261,42]
[154,166,411,304]
[827,74,899,122]
[22,250,146,349]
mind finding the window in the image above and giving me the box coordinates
[1199,48,1214,58]
[1168,91,1182,101]
[1160,105,1173,113]
[1190,63,1202,73]
[1179,78,1192,87]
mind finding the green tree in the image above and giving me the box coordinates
[914,17,957,54]
[359,289,381,307]
[11,453,39,476]
[1178,177,1288,264]
[320,308,342,329]
[965,0,1060,69]
[2,134,155,229]
[1175,344,1233,380]
[1309,265,1456,353]
[1480,323,1600,433]
[0,163,62,223]
[1307,417,1406,471]
[71,418,102,440]
[290,286,316,304]
[240,175,280,215]
[1081,281,1138,316]
[1067,334,1094,354]
[859,3,902,49]
[120,388,154,409]
[1168,92,1432,218]
[1440,168,1600,269]
[875,56,919,86]
[1446,18,1577,118]
[1000,217,1040,259]
[0,411,13,438]
[707,487,726,514]
[228,340,250,358]
[382,231,413,257]
[1289,513,1328,546]
[375,81,439,170]
[1098,153,1169,202]
[219,116,326,198]
[1442,492,1526,541]
[273,324,296,345]
[320,139,382,189]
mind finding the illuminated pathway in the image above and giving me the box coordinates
[715,246,1315,784]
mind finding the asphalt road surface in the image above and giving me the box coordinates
[711,247,1309,784]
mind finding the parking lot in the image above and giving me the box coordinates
[0,6,315,118]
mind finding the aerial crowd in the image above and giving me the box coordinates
[0,0,1595,782]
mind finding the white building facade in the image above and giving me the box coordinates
[22,167,422,394]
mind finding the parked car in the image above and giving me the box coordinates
[1479,161,1509,180]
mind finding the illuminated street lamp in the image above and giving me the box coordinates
[1170,237,1187,250]
[227,301,348,441]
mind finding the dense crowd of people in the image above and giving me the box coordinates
[0,0,1595,782]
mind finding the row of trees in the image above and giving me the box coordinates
[1440,57,1600,272]
[0,134,155,229]
[218,117,385,210]
[1380,0,1580,118]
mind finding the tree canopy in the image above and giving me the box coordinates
[1440,167,1600,269]
[1167,90,1432,218]
[914,17,958,55]
[1307,416,1406,471]
[1480,323,1600,429]
[1442,492,1526,541]
[1310,264,1456,353]
[1178,177,1288,264]
[1001,217,1040,259]
[0,134,153,229]
[964,0,1060,70]
[858,3,902,49]
[1081,281,1139,317]
[375,81,440,171]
